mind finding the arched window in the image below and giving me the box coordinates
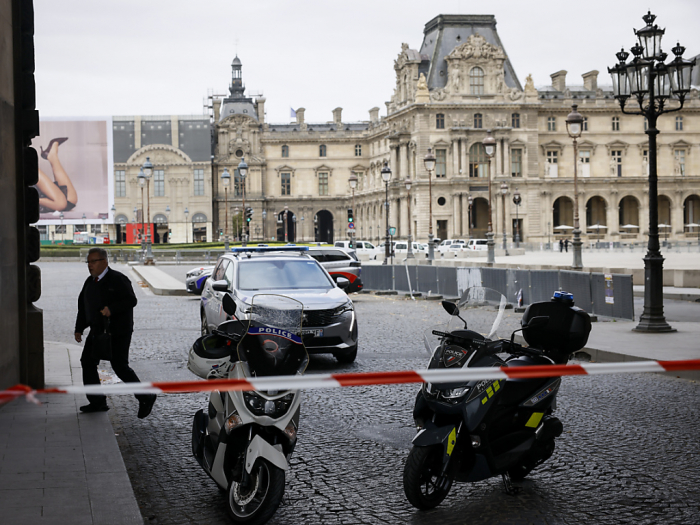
[469,143,488,178]
[281,145,289,157]
[192,213,207,223]
[474,113,483,129]
[470,67,484,95]
[319,144,327,157]
[115,214,128,225]
[153,214,168,225]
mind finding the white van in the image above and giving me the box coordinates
[437,239,466,255]
[467,239,488,251]
[335,240,381,260]
[394,241,428,258]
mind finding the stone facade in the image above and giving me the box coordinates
[210,14,700,248]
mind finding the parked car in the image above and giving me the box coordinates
[394,241,428,258]
[185,266,215,295]
[308,246,363,293]
[437,239,467,255]
[200,247,358,363]
[334,240,381,260]
[467,238,489,251]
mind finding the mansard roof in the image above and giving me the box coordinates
[420,14,522,92]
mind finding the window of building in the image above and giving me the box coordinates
[582,117,588,131]
[318,172,329,195]
[74,224,87,233]
[511,149,522,177]
[281,172,291,195]
[612,116,620,131]
[547,116,556,132]
[511,113,520,128]
[579,150,591,177]
[355,144,362,156]
[319,144,327,157]
[194,169,204,196]
[234,168,244,197]
[469,143,488,178]
[676,116,683,131]
[611,151,622,177]
[154,170,165,197]
[36,224,48,240]
[281,145,289,157]
[436,114,445,129]
[674,149,686,176]
[474,113,483,129]
[435,149,447,178]
[469,67,485,95]
[115,170,126,197]
[546,150,558,177]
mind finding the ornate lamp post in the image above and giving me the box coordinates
[238,157,248,246]
[262,210,267,241]
[300,216,304,242]
[482,131,496,265]
[221,167,231,251]
[608,11,695,333]
[405,177,414,258]
[513,189,522,247]
[500,181,508,254]
[423,149,435,262]
[284,205,289,242]
[566,104,584,270]
[381,161,392,264]
[138,157,155,264]
[468,194,473,239]
[349,172,357,248]
[165,205,170,243]
[184,207,189,244]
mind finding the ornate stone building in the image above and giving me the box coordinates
[212,14,700,246]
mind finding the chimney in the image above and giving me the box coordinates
[582,70,599,92]
[295,107,305,125]
[256,97,266,124]
[332,107,342,125]
[550,70,567,92]
[369,107,379,123]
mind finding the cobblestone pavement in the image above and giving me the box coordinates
[37,263,700,525]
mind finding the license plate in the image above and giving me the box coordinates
[302,329,323,337]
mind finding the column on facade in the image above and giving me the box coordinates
[452,139,459,177]
[452,194,459,238]
[399,143,408,180]
[672,191,685,236]
[461,137,468,177]
[607,193,619,238]
[503,139,511,178]
[390,146,398,179]
[638,191,649,237]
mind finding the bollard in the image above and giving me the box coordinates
[176,250,181,265]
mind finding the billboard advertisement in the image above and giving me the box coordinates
[31,117,113,225]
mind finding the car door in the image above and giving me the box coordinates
[204,258,229,330]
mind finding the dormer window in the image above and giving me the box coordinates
[470,67,485,95]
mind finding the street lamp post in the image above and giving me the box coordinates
[482,131,496,265]
[381,161,392,265]
[238,158,248,246]
[468,194,473,239]
[405,177,414,258]
[300,216,305,242]
[184,207,189,244]
[262,210,267,241]
[349,173,357,248]
[284,205,289,242]
[500,181,508,255]
[138,157,155,264]
[513,189,522,247]
[165,205,170,243]
[566,104,584,270]
[423,149,435,262]
[110,204,116,243]
[608,11,695,332]
[221,168,231,251]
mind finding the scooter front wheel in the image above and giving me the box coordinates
[227,458,285,524]
[403,445,452,510]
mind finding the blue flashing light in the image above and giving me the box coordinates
[231,246,309,253]
[552,290,574,303]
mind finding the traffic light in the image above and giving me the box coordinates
[246,207,253,223]
[347,208,354,225]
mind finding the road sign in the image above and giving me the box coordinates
[388,227,396,236]
[348,223,355,229]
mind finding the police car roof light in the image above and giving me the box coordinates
[231,246,309,254]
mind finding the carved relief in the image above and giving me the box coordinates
[444,33,507,96]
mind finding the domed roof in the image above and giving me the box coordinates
[231,56,242,66]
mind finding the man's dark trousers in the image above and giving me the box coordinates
[80,331,147,406]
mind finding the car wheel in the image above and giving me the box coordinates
[200,310,209,337]
[335,344,357,364]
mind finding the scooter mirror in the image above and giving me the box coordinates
[222,294,237,317]
[525,316,549,328]
[442,300,460,316]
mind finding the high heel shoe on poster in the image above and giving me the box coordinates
[40,137,68,159]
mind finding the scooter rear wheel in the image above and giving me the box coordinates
[226,459,285,524]
[403,445,452,510]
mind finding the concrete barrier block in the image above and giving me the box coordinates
[674,269,700,288]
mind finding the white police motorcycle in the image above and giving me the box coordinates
[188,293,308,525]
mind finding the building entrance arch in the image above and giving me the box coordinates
[314,210,334,244]
[470,197,489,239]
[276,209,296,242]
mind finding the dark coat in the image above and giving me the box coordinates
[75,267,137,336]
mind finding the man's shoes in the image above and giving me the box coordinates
[79,403,109,413]
[138,395,156,419]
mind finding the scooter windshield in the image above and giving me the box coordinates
[237,294,309,377]
[423,287,508,357]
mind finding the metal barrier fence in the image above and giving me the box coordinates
[363,264,634,320]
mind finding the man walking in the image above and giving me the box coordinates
[74,248,156,418]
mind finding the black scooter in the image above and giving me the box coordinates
[403,287,591,509]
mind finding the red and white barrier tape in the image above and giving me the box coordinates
[1,359,699,404]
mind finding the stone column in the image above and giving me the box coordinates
[452,194,460,238]
[399,143,408,180]
[452,139,459,177]
[461,138,469,177]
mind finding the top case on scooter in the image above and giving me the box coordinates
[521,301,591,361]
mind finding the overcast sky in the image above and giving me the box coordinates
[34,0,700,124]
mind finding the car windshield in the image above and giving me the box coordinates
[237,259,333,291]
